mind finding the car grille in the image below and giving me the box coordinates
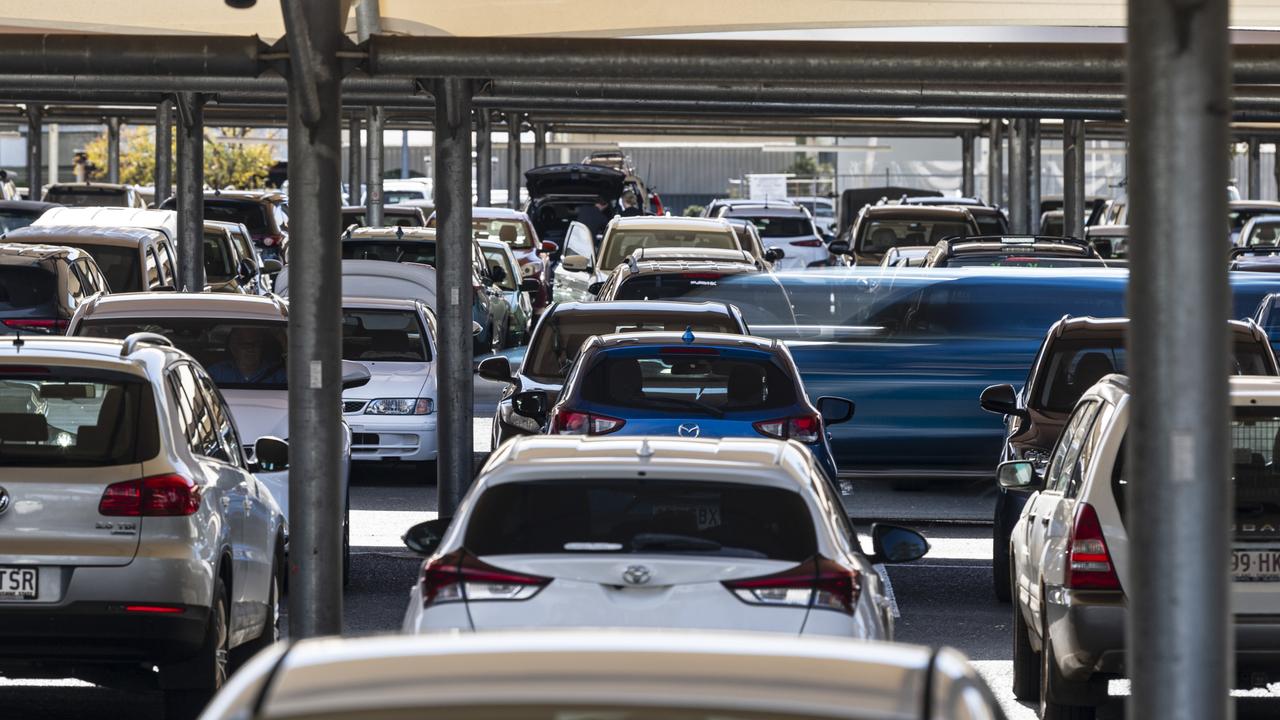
[351,432,380,446]
[343,400,367,413]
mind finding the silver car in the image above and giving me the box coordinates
[0,333,286,719]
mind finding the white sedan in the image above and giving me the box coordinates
[401,435,929,639]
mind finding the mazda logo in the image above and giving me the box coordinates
[0,487,10,516]
[677,424,700,438]
[622,565,651,585]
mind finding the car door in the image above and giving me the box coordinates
[553,221,596,303]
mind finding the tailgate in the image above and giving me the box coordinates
[0,464,144,566]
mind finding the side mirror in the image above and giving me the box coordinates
[979,384,1026,418]
[489,264,507,284]
[827,240,851,256]
[541,240,559,254]
[587,281,604,296]
[341,360,372,390]
[520,277,541,293]
[511,390,549,424]
[869,523,930,564]
[403,517,450,555]
[562,255,590,272]
[238,257,258,279]
[254,436,289,471]
[764,247,785,262]
[997,460,1043,491]
[472,321,484,336]
[261,258,283,274]
[477,355,515,384]
[816,396,854,426]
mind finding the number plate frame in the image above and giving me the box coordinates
[1230,549,1280,582]
[0,566,38,599]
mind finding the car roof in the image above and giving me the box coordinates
[547,300,738,318]
[470,206,530,221]
[624,258,759,276]
[589,330,776,352]
[490,436,805,478]
[341,295,425,311]
[341,205,419,215]
[1229,376,1280,404]
[1050,316,1265,344]
[76,292,288,320]
[0,242,83,263]
[215,629,957,720]
[628,247,754,263]
[862,205,975,220]
[5,224,163,247]
[1231,200,1280,210]
[0,335,185,377]
[609,216,733,232]
[346,226,437,241]
[45,181,131,191]
[944,236,1093,256]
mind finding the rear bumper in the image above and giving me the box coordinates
[0,601,208,667]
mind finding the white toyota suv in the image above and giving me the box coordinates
[0,334,286,719]
[1003,374,1280,719]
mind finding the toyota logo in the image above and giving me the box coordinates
[677,424,700,438]
[0,487,10,516]
[622,565,651,585]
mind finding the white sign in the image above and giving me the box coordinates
[746,173,789,202]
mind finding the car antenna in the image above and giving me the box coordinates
[395,225,404,240]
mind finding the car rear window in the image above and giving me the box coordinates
[858,219,972,253]
[0,266,55,309]
[42,187,129,207]
[474,219,534,249]
[731,215,814,238]
[342,241,436,265]
[205,201,270,234]
[77,319,288,390]
[465,479,816,560]
[598,229,740,271]
[614,273,740,302]
[27,243,139,293]
[385,190,428,204]
[523,312,741,383]
[0,369,158,466]
[945,254,1096,268]
[579,350,797,415]
[0,211,41,234]
[972,214,1008,236]
[1228,409,1280,542]
[342,309,431,362]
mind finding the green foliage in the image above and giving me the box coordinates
[683,204,706,217]
[786,154,835,178]
[85,126,274,189]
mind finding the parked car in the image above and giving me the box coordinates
[42,181,146,208]
[1230,200,1280,245]
[0,334,285,718]
[477,238,535,346]
[1084,224,1129,260]
[402,435,924,636]
[200,629,1005,720]
[723,216,784,270]
[0,199,60,233]
[901,196,1010,236]
[341,297,439,465]
[845,205,982,266]
[477,300,749,447]
[592,247,762,301]
[430,206,556,312]
[980,316,1278,601]
[703,197,797,218]
[922,236,1105,268]
[341,204,426,229]
[159,191,290,262]
[524,163,627,249]
[1004,374,1280,717]
[69,293,367,583]
[0,243,109,334]
[374,177,434,205]
[789,195,838,235]
[1230,246,1280,273]
[206,219,280,295]
[8,222,178,292]
[721,204,842,270]
[1038,210,1065,236]
[1239,214,1280,248]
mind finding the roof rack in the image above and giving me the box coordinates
[120,331,173,357]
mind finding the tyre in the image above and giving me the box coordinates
[232,558,280,667]
[162,578,229,720]
[1011,603,1040,701]
[993,533,1012,602]
[1040,620,1099,720]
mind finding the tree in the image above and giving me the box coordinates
[85,126,275,189]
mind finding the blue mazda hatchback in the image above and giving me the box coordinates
[513,331,854,488]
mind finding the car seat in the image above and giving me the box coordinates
[499,225,518,244]
[868,228,898,253]
[605,358,645,404]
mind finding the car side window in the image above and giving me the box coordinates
[196,372,243,467]
[80,260,108,294]
[155,241,176,286]
[144,248,161,288]
[1066,403,1111,498]
[1044,401,1101,494]
[168,363,226,462]
[566,223,593,260]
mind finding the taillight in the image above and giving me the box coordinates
[99,474,201,517]
[260,234,282,248]
[723,556,861,614]
[550,408,625,436]
[420,549,549,607]
[1065,502,1120,590]
[791,239,825,247]
[3,318,68,334]
[753,413,822,443]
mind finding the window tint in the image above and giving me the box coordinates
[42,186,131,207]
[204,201,270,233]
[614,273,740,303]
[579,350,797,415]
[42,243,141,293]
[465,479,817,561]
[196,372,241,465]
[203,232,235,282]
[972,214,1008,235]
[64,262,83,298]
[1044,401,1100,493]
[482,247,518,291]
[168,364,223,460]
[341,241,436,265]
[598,229,740,271]
[341,309,431,362]
[80,319,288,390]
[726,215,814,238]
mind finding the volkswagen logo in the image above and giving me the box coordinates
[677,423,701,438]
[0,487,10,516]
[622,565,651,585]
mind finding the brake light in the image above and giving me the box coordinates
[420,549,550,607]
[791,239,825,247]
[3,318,68,334]
[124,605,185,614]
[260,234,282,248]
[1065,502,1120,590]
[549,408,625,435]
[723,556,861,614]
[753,413,822,443]
[99,474,202,517]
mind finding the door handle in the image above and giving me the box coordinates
[220,496,231,511]
[1040,517,1050,526]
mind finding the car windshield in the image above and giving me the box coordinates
[342,309,431,362]
[42,187,129,207]
[524,312,741,383]
[1245,221,1280,246]
[474,219,534,249]
[0,369,157,466]
[579,349,797,416]
[203,231,236,282]
[1231,208,1279,232]
[858,219,972,253]
[729,215,814,238]
[342,241,436,265]
[44,243,140,293]
[945,254,1096,268]
[0,267,55,310]
[465,479,816,560]
[204,201,270,234]
[482,247,519,291]
[598,229,740,271]
[0,211,41,234]
[77,319,289,390]
[385,190,428,204]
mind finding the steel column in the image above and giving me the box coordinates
[155,98,172,205]
[1247,136,1261,199]
[106,116,121,184]
[175,92,204,292]
[1127,0,1232,718]
[25,106,41,199]
[433,78,474,517]
[960,132,975,198]
[987,119,1003,208]
[1063,119,1086,239]
[475,110,492,207]
[400,130,410,179]
[366,106,384,225]
[1027,118,1041,232]
[506,112,522,209]
[355,0,381,42]
[533,122,548,167]
[47,123,58,185]
[348,116,362,205]
[1008,119,1029,233]
[283,0,345,639]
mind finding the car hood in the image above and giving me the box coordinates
[222,388,289,443]
[525,164,626,199]
[343,362,432,400]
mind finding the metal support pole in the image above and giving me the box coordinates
[1247,136,1261,199]
[155,99,173,205]
[284,0,345,639]
[960,132,975,198]
[1027,118,1041,232]
[1008,118,1029,233]
[506,112,522,209]
[366,106,384,225]
[400,130,410,179]
[1063,119,1086,239]
[475,110,492,207]
[987,118,1002,208]
[433,77,473,516]
[106,116,121,184]
[1127,0,1231,717]
[348,115,362,205]
[355,0,381,41]
[175,92,204,292]
[26,106,42,200]
[533,122,548,167]
[47,123,58,186]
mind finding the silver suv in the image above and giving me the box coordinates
[0,334,286,719]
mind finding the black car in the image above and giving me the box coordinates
[979,316,1278,601]
[160,191,289,262]
[0,243,109,334]
[922,235,1104,268]
[524,163,626,249]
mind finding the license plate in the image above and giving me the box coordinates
[0,567,38,599]
[1231,549,1280,582]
